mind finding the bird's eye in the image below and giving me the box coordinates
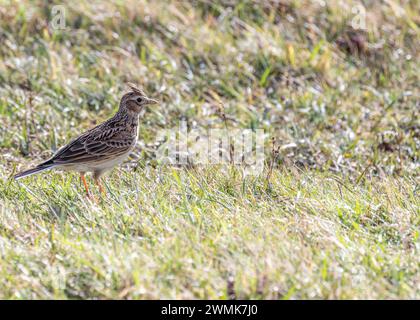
[136,97,143,103]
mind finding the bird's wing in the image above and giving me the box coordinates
[50,127,135,165]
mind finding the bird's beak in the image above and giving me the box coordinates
[146,97,159,105]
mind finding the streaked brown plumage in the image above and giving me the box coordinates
[14,84,158,197]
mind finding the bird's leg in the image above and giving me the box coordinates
[80,173,91,197]
[95,177,106,195]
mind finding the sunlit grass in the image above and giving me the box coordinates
[0,0,418,299]
[1,167,418,299]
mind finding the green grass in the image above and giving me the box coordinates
[0,0,419,299]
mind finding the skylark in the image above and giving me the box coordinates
[14,84,158,197]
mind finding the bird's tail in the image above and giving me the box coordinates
[14,160,55,180]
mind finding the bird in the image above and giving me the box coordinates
[14,84,158,197]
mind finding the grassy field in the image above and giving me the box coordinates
[0,0,419,299]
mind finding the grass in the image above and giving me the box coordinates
[0,0,419,299]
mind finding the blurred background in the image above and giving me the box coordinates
[0,0,418,177]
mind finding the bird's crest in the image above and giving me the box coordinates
[127,83,146,96]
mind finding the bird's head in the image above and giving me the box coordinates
[120,83,158,115]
